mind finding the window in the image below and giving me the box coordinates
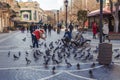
[23,14,28,20]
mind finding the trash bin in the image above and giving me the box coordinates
[98,43,112,65]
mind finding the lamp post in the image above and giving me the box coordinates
[57,10,59,24]
[99,0,103,43]
[64,0,68,28]
[54,13,56,25]
[96,0,103,43]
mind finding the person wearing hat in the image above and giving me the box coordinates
[32,29,46,48]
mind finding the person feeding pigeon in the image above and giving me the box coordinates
[32,29,46,48]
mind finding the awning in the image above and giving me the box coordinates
[88,6,120,17]
[87,7,111,17]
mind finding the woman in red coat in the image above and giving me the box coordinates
[92,22,97,39]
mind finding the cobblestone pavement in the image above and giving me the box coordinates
[0,30,120,80]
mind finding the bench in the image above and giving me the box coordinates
[109,33,120,40]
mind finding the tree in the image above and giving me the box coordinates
[77,10,87,28]
[109,0,120,32]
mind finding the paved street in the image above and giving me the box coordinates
[0,29,120,80]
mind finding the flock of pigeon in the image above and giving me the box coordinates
[7,37,120,76]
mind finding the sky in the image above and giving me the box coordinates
[21,0,64,10]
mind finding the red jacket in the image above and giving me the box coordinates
[92,23,97,34]
[33,29,45,40]
[33,30,41,40]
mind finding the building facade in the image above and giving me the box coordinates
[0,0,20,32]
[45,10,56,25]
[19,1,47,23]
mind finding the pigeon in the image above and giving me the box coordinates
[114,49,119,52]
[77,63,80,69]
[87,48,91,52]
[57,52,63,60]
[33,52,39,61]
[45,49,51,56]
[53,59,60,64]
[88,55,94,60]
[39,42,44,46]
[114,54,120,59]
[66,52,70,58]
[84,52,90,60]
[25,51,29,56]
[38,50,44,55]
[52,54,55,60]
[53,46,59,53]
[93,46,99,53]
[8,51,10,57]
[91,63,95,68]
[65,59,72,67]
[77,52,85,59]
[18,51,21,57]
[13,54,19,60]
[49,41,53,47]
[52,66,56,74]
[22,37,26,41]
[89,70,93,78]
[35,50,43,56]
[25,57,31,64]
[30,45,33,48]
[74,53,77,58]
[44,43,47,48]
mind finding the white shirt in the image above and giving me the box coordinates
[103,23,109,34]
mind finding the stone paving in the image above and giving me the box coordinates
[0,30,120,80]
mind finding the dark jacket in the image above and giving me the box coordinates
[64,31,72,40]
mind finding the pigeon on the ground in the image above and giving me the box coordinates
[114,54,120,59]
[77,63,80,69]
[22,37,26,41]
[52,66,56,74]
[25,57,31,64]
[8,51,10,57]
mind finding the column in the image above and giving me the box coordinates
[32,10,34,21]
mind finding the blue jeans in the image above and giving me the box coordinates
[32,34,39,48]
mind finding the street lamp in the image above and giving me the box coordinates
[99,0,103,43]
[64,0,68,28]
[96,0,103,43]
[57,10,59,24]
[54,13,56,25]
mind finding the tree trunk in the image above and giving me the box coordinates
[114,2,119,32]
[109,0,120,32]
[114,17,119,32]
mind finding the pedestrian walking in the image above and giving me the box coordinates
[57,23,61,34]
[102,19,110,42]
[43,24,47,33]
[92,22,97,39]
[48,24,52,36]
[69,23,73,34]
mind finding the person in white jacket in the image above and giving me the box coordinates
[102,19,110,42]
